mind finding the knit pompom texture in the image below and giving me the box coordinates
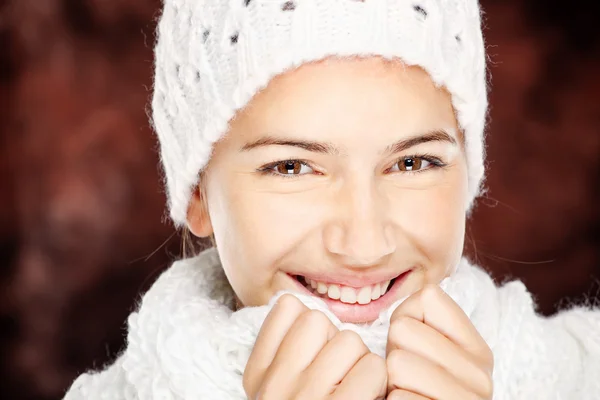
[151,0,488,226]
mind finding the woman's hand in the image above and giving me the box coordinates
[386,284,494,400]
[243,294,387,400]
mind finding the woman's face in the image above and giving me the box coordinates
[188,57,469,323]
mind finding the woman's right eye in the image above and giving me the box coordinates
[261,160,315,178]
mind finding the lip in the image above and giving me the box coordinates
[287,269,412,324]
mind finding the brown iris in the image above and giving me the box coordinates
[276,161,302,175]
[398,158,422,171]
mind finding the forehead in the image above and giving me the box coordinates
[227,56,460,148]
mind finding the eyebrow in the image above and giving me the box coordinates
[239,129,457,155]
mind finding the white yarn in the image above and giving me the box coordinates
[151,0,488,226]
[64,247,600,400]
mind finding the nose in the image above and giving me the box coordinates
[323,179,396,267]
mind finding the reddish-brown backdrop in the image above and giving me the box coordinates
[1,0,599,399]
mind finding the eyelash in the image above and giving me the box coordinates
[256,153,447,179]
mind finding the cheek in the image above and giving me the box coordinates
[207,181,320,305]
[225,189,324,261]
[407,192,465,260]
[204,181,276,305]
[389,172,468,273]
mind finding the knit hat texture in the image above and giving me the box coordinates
[152,0,488,226]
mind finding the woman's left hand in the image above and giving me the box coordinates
[386,284,494,400]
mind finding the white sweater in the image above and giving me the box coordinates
[63,247,600,400]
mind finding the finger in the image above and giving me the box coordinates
[387,389,431,400]
[387,316,493,398]
[260,309,337,398]
[301,330,370,398]
[387,348,479,400]
[331,352,387,400]
[389,284,492,368]
[243,294,309,399]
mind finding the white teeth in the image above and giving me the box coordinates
[340,287,357,304]
[327,285,341,300]
[381,280,391,293]
[317,282,328,294]
[302,276,395,305]
[371,283,381,300]
[357,286,372,305]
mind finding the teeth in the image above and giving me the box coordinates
[302,277,395,305]
[371,283,381,300]
[357,286,371,305]
[381,280,391,293]
[340,287,356,304]
[316,282,328,294]
[327,285,341,300]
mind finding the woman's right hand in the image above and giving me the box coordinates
[243,294,387,400]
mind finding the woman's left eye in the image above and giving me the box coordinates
[389,157,434,173]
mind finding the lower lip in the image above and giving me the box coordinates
[287,270,412,324]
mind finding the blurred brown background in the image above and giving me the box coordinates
[1,0,599,399]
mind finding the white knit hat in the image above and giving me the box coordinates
[152,0,488,227]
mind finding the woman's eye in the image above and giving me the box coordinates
[270,160,314,176]
[390,157,431,172]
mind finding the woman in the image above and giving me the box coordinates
[64,0,600,399]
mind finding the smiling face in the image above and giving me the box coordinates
[187,56,469,323]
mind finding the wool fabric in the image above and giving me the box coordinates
[64,247,600,400]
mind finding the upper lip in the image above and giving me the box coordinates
[289,268,412,288]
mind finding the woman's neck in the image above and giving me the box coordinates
[234,294,243,311]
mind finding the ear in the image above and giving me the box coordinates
[186,186,214,237]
